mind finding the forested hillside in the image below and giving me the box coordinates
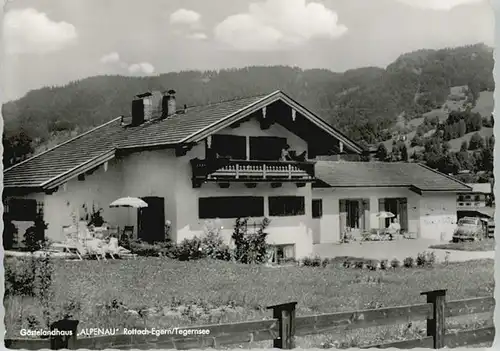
[2,43,494,169]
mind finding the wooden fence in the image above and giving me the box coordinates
[5,289,495,350]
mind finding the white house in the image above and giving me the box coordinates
[3,90,471,258]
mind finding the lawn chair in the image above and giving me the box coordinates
[106,237,120,259]
[85,238,107,260]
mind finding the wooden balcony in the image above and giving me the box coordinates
[191,158,316,188]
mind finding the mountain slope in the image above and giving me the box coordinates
[2,43,494,167]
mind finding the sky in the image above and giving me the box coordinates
[1,0,494,102]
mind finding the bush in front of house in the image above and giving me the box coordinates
[232,217,271,264]
[390,258,401,268]
[416,251,437,267]
[380,259,389,270]
[23,214,48,252]
[3,213,18,250]
[128,240,174,257]
[302,256,322,267]
[403,256,415,268]
[170,221,232,261]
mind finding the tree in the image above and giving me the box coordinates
[460,140,468,152]
[401,144,409,162]
[376,143,388,161]
[458,119,466,137]
[469,132,484,150]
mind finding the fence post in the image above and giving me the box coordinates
[49,319,79,350]
[267,302,297,349]
[421,289,447,349]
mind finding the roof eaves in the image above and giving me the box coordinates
[416,163,472,190]
[116,142,179,151]
[41,149,116,190]
[4,117,123,174]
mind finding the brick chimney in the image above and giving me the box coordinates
[162,89,177,118]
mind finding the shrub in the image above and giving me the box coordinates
[3,214,18,250]
[5,255,54,327]
[128,240,174,257]
[302,256,322,267]
[5,257,36,296]
[367,259,380,270]
[23,214,48,252]
[390,258,401,268]
[417,251,436,267]
[200,220,232,261]
[403,256,415,268]
[88,205,105,227]
[232,217,271,264]
[171,237,205,261]
[169,220,232,261]
[380,259,389,270]
[354,260,365,269]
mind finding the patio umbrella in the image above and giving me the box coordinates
[109,197,148,208]
[109,197,148,229]
[376,211,395,218]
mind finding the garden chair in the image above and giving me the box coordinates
[85,238,107,260]
[106,237,120,259]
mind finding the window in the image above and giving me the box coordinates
[458,195,464,201]
[198,196,264,219]
[210,134,247,160]
[249,136,287,160]
[312,199,323,218]
[268,196,305,216]
[268,244,296,263]
[6,198,39,221]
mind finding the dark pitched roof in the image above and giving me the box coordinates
[314,161,471,192]
[117,94,268,149]
[4,90,364,190]
[4,118,123,189]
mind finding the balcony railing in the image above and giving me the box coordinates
[191,158,316,186]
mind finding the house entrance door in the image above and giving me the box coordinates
[138,197,165,243]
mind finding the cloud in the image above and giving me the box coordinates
[128,62,155,75]
[99,52,154,75]
[394,0,485,11]
[187,32,208,40]
[3,8,77,54]
[170,9,201,26]
[100,52,121,64]
[214,0,347,51]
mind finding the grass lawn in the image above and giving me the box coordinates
[429,239,495,252]
[4,258,494,348]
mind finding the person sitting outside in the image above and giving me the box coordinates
[281,144,292,161]
[387,218,401,240]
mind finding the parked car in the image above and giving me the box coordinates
[452,217,487,242]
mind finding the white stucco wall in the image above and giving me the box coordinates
[312,187,421,243]
[9,159,124,243]
[419,192,458,241]
[121,149,179,239]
